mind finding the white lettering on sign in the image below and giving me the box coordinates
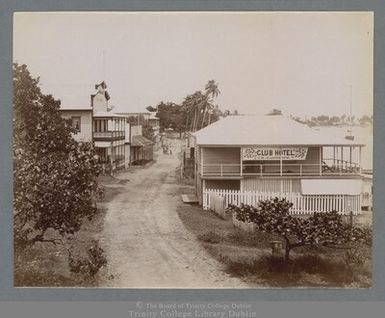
[242,147,308,161]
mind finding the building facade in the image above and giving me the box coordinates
[117,111,161,150]
[59,108,93,143]
[60,81,129,173]
[194,115,367,215]
[130,125,154,164]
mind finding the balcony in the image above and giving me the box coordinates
[93,131,125,139]
[201,159,361,178]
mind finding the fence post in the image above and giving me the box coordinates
[203,190,206,210]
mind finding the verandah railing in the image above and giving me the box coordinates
[202,189,361,215]
[201,160,361,177]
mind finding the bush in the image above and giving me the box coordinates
[68,240,107,278]
[228,198,372,263]
[198,231,222,244]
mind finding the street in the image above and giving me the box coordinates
[100,139,246,288]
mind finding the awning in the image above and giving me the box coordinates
[301,179,362,195]
[94,141,111,148]
[131,135,154,147]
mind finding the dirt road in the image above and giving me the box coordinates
[99,139,247,288]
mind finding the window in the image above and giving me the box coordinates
[71,116,81,133]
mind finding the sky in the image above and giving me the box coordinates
[13,12,373,117]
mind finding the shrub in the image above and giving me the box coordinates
[68,241,107,278]
[198,231,222,244]
[228,198,372,263]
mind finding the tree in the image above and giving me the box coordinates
[13,63,102,250]
[201,80,220,128]
[149,80,223,134]
[267,109,282,116]
[358,114,373,126]
[228,198,371,263]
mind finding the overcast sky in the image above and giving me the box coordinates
[13,12,373,117]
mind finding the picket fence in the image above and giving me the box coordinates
[203,189,361,215]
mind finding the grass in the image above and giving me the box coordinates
[177,204,372,288]
[14,178,123,287]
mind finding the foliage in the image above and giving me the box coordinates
[156,102,185,133]
[149,80,223,134]
[228,198,372,262]
[13,63,102,249]
[267,109,282,116]
[290,114,373,127]
[68,240,107,278]
[198,231,222,244]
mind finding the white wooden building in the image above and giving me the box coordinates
[193,115,368,215]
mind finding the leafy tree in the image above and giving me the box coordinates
[267,109,282,116]
[149,80,223,135]
[228,198,371,263]
[142,122,155,141]
[358,114,373,126]
[155,101,185,134]
[13,63,102,250]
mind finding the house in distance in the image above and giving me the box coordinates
[60,81,129,172]
[193,114,367,215]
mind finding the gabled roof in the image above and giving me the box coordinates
[93,111,127,118]
[194,115,364,147]
[131,135,154,147]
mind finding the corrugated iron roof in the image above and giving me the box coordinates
[194,115,365,146]
[131,135,154,147]
[93,111,127,118]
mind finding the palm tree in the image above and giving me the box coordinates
[201,80,220,129]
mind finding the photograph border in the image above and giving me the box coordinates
[1,0,384,305]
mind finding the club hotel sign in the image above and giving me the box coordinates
[242,147,308,161]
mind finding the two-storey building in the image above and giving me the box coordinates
[60,81,129,172]
[194,115,367,215]
[59,107,93,143]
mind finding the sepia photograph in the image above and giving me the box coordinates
[13,11,373,288]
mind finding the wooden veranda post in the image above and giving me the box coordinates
[240,147,243,176]
[359,146,362,174]
[349,146,353,170]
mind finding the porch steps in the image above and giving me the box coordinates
[181,194,198,203]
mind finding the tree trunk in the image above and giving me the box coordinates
[201,107,207,129]
[283,236,292,263]
[285,245,291,263]
[185,114,189,133]
[192,109,196,132]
